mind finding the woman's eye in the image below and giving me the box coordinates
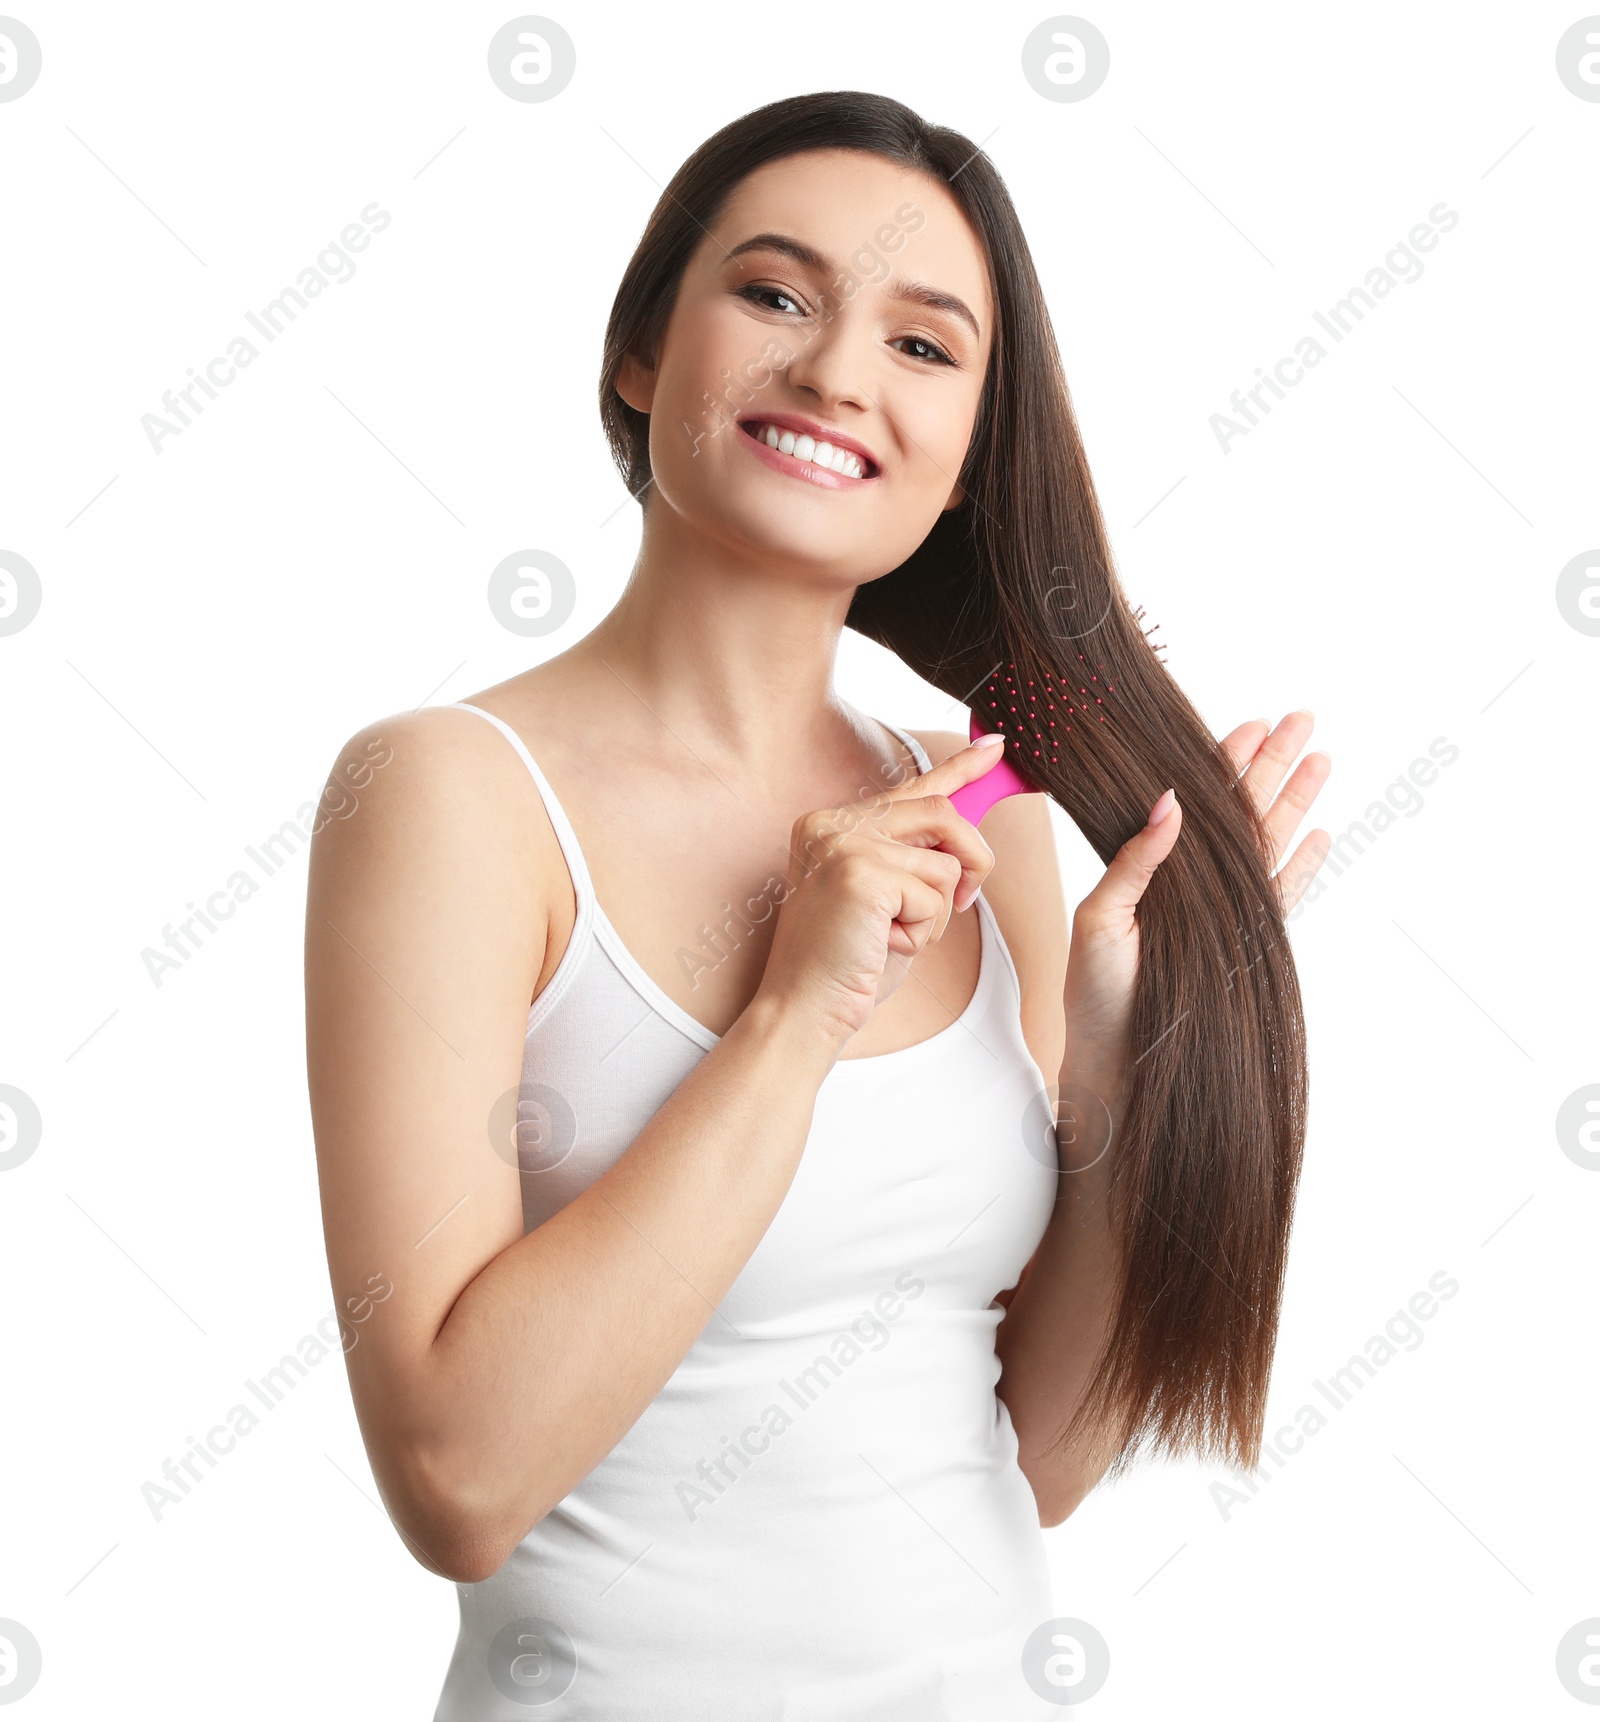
[738,283,806,316]
[893,334,956,367]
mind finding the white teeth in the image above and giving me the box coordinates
[753,423,866,478]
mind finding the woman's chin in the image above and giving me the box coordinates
[695,489,882,573]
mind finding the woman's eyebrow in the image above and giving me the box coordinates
[724,231,982,342]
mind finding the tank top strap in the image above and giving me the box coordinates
[447,702,597,913]
[874,715,932,778]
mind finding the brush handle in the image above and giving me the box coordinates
[948,713,1032,824]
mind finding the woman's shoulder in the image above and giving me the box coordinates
[317,700,546,825]
[308,700,567,919]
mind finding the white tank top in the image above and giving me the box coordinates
[432,702,1063,1721]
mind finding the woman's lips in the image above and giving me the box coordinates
[736,420,878,490]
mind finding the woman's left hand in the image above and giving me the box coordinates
[1061,710,1332,1086]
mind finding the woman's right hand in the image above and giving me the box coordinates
[754,734,1012,1050]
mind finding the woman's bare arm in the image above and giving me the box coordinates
[305,707,840,1584]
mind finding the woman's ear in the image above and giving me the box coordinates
[942,480,967,512]
[615,350,657,415]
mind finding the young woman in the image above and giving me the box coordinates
[305,92,1331,1719]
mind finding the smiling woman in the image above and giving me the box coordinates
[304,89,1330,1720]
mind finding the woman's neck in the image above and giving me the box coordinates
[565,512,880,777]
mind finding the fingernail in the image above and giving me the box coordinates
[970,732,1006,750]
[1147,788,1177,826]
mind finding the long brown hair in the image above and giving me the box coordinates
[597,91,1307,1477]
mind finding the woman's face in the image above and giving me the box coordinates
[617,148,995,588]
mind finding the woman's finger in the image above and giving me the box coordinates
[1259,751,1333,871]
[1238,711,1316,815]
[885,733,1010,803]
[1075,791,1184,931]
[873,841,966,945]
[1218,718,1271,783]
[1273,829,1332,912]
[858,787,996,914]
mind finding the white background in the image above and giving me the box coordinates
[2,1,1596,1716]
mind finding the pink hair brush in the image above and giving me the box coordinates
[949,713,1033,824]
[876,711,1032,1005]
